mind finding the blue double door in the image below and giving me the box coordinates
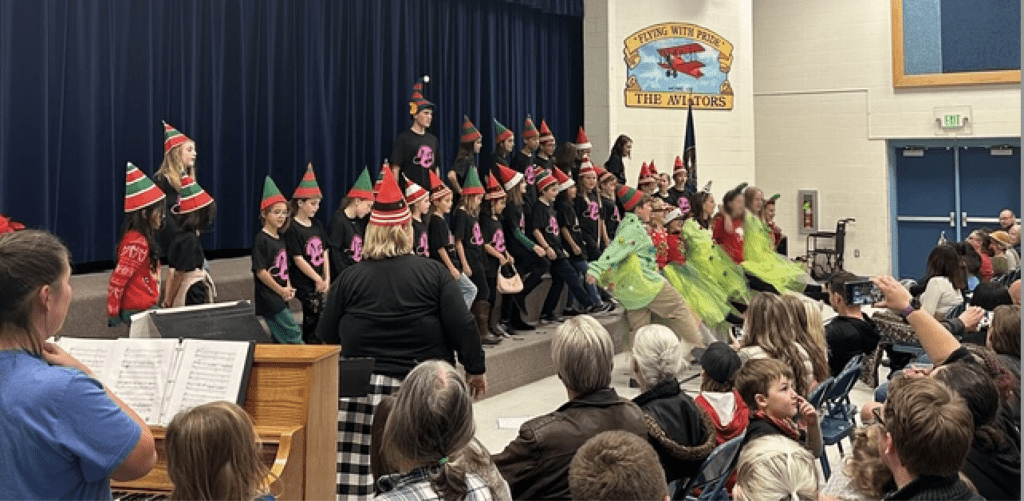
[893,142,1021,279]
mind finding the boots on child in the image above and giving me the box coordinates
[472,301,502,345]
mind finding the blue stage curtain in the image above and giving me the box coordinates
[0,0,583,264]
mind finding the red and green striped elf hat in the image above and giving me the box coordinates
[123,162,165,213]
[522,115,539,139]
[409,76,434,116]
[176,175,214,214]
[162,120,191,154]
[617,184,644,212]
[535,169,557,192]
[293,163,322,199]
[460,116,482,144]
[261,176,288,211]
[492,119,513,144]
[370,165,411,227]
[462,166,485,196]
[539,119,554,144]
[484,174,506,201]
[347,167,375,200]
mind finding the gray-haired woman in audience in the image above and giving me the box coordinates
[630,324,716,484]
[493,315,647,500]
[376,360,493,501]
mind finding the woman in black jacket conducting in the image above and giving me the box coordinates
[317,167,487,499]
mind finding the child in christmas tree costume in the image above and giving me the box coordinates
[680,184,750,306]
[741,187,824,299]
[586,185,703,352]
[108,162,166,327]
[252,176,302,344]
[285,164,330,343]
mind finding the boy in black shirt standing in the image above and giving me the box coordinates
[389,76,439,190]
[531,169,598,322]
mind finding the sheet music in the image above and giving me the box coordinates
[159,340,251,425]
[102,338,180,425]
[54,337,116,377]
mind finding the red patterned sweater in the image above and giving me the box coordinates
[107,230,160,318]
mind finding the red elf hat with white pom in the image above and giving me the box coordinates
[575,127,591,149]
[553,167,574,192]
[404,179,429,206]
[370,165,411,226]
[484,174,506,201]
[578,157,597,178]
[496,164,524,191]
[539,119,554,144]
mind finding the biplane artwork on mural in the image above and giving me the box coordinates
[623,22,734,110]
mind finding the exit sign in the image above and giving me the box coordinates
[941,114,964,128]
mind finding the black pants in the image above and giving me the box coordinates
[543,257,597,314]
[296,288,324,343]
[502,247,550,321]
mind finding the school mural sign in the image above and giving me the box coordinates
[623,23,734,110]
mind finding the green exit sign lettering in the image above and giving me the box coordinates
[942,114,961,128]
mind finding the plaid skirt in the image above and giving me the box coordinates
[336,373,402,500]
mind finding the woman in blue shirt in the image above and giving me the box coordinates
[0,229,156,500]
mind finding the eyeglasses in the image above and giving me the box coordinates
[269,210,289,216]
[872,406,887,428]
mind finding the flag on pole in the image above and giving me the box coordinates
[683,102,697,193]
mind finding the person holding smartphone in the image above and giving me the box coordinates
[823,271,882,376]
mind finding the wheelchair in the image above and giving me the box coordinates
[804,218,855,280]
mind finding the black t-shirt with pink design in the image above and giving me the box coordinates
[283,218,328,294]
[479,215,505,277]
[252,230,290,316]
[452,208,486,273]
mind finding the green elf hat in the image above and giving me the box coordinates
[409,75,434,116]
[492,119,513,144]
[123,162,166,213]
[292,162,322,199]
[176,175,214,214]
[162,120,191,154]
[462,166,485,196]
[617,184,644,212]
[522,115,539,139]
[347,167,375,200]
[767,193,781,203]
[727,182,749,199]
[261,176,287,211]
[460,116,482,144]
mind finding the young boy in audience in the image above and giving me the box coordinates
[735,358,822,458]
[695,342,749,445]
[878,377,982,500]
[568,431,669,501]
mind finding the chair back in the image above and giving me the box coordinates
[807,377,833,409]
[823,355,862,403]
[676,433,746,501]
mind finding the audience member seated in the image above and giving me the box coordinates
[735,359,823,458]
[1000,208,1021,247]
[988,305,1021,381]
[166,401,272,501]
[376,360,493,501]
[1010,279,1021,305]
[960,281,1014,344]
[781,295,831,383]
[968,230,995,281]
[568,431,670,501]
[959,343,1021,447]
[736,292,816,395]
[821,425,896,501]
[630,325,716,484]
[694,342,749,445]
[825,271,882,376]
[493,316,647,500]
[0,230,157,500]
[916,244,967,318]
[989,230,1020,272]
[931,362,1021,500]
[952,241,984,292]
[878,377,982,500]
[733,435,820,501]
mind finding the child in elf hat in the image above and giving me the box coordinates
[427,170,478,309]
[553,168,608,316]
[154,121,198,260]
[536,119,556,171]
[481,174,515,338]
[284,164,330,343]
[667,156,691,210]
[637,162,657,196]
[497,164,549,333]
[573,127,593,179]
[328,167,374,279]
[452,167,501,346]
[586,184,703,351]
[448,116,483,206]
[597,167,622,245]
[734,358,822,458]
[163,175,217,307]
[405,179,432,258]
[532,169,600,321]
[108,162,166,327]
[741,189,820,297]
[510,116,540,202]
[575,158,606,262]
[253,176,301,344]
[656,172,673,206]
[389,76,438,190]
[760,194,786,255]
[713,183,749,265]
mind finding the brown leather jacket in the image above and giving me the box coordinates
[493,388,648,500]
